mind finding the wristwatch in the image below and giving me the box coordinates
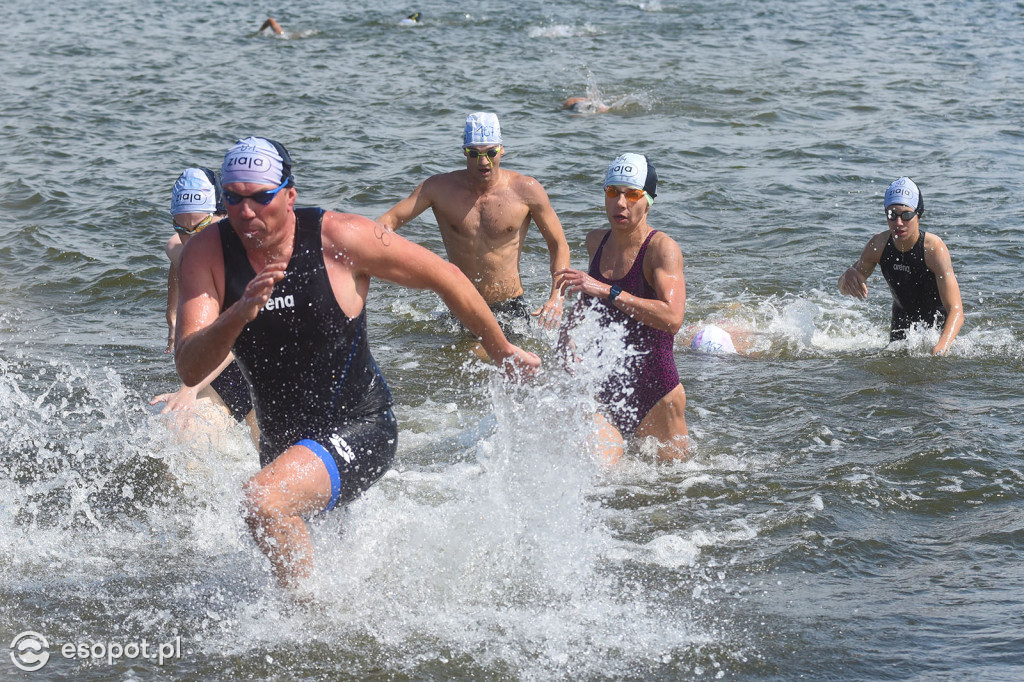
[608,285,622,303]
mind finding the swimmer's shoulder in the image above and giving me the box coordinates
[649,229,683,253]
[321,210,387,257]
[584,228,610,254]
[506,169,553,201]
[563,97,610,114]
[921,231,954,271]
[177,221,225,272]
[862,230,892,259]
[504,167,533,188]
[922,230,948,251]
[421,169,468,194]
[166,233,185,263]
[643,230,683,270]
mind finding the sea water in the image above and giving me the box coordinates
[2,0,1024,679]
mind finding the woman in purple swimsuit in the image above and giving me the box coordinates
[557,153,689,464]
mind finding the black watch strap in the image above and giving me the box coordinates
[608,285,622,302]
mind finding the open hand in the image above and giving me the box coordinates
[501,346,541,381]
[555,267,610,300]
[531,296,564,330]
[150,384,200,413]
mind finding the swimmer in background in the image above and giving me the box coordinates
[258,17,284,35]
[685,322,755,355]
[837,176,963,356]
[257,18,313,39]
[151,168,258,445]
[377,112,571,334]
[399,12,422,25]
[563,97,610,114]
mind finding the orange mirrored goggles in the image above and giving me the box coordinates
[604,186,646,203]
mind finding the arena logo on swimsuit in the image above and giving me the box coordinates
[263,294,295,311]
[330,434,355,463]
[892,263,912,274]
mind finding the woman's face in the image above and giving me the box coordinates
[604,185,649,229]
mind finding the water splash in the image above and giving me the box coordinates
[0,316,743,678]
[185,306,715,678]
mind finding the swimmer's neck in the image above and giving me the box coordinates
[890,225,921,252]
[465,167,506,193]
[608,220,652,246]
[248,212,298,268]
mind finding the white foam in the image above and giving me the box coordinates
[528,23,600,38]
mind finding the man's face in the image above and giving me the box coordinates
[223,178,296,246]
[464,145,503,179]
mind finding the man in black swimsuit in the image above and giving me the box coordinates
[175,137,539,587]
[838,176,964,355]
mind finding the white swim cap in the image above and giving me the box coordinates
[884,176,922,212]
[604,153,658,200]
[690,324,737,354]
[170,168,220,216]
[463,112,503,146]
[221,136,292,187]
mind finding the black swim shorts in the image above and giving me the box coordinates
[295,408,398,513]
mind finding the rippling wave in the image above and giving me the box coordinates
[2,0,1024,678]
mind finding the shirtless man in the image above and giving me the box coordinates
[175,137,539,587]
[377,112,571,330]
[838,176,963,355]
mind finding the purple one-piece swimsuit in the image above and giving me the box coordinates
[587,229,680,436]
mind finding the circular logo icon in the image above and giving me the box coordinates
[10,631,50,672]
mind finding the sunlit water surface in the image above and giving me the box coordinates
[2,0,1023,679]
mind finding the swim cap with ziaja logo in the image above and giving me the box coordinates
[221,137,292,186]
[604,153,658,201]
[884,176,924,215]
[170,168,221,216]
[691,324,737,354]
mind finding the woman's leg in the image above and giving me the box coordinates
[634,384,689,460]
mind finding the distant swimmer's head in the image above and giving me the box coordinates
[563,96,610,114]
[690,324,737,355]
[170,168,221,216]
[604,153,657,206]
[400,11,421,25]
[884,176,924,217]
[221,136,293,189]
[463,112,503,147]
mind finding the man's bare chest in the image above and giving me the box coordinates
[435,195,530,239]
